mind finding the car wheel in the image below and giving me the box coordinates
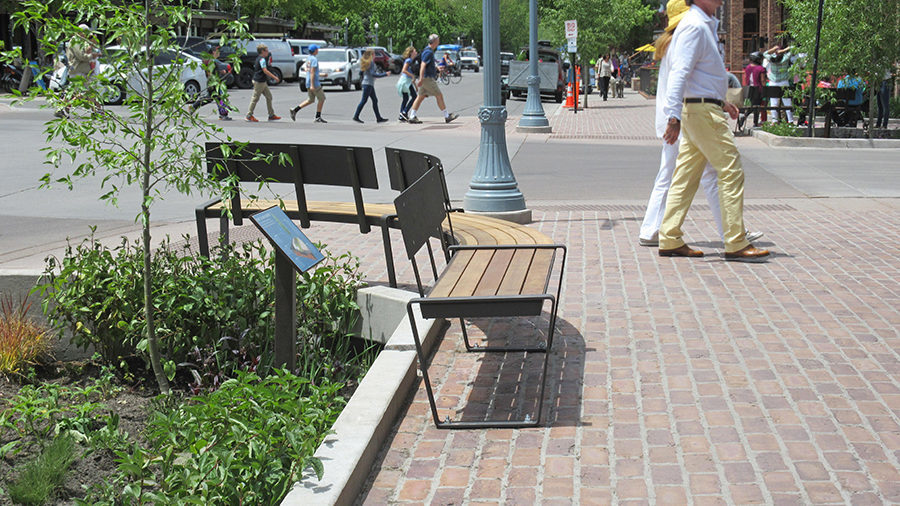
[103,83,125,106]
[475,66,479,73]
[555,89,564,103]
[184,80,202,101]
[299,80,308,92]
[354,76,362,91]
[342,72,351,91]
[267,68,282,86]
[237,68,253,89]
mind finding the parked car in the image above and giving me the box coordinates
[388,52,404,74]
[169,36,234,87]
[458,49,480,72]
[92,45,207,105]
[500,51,514,75]
[287,38,326,78]
[507,41,565,103]
[225,38,295,88]
[298,47,361,91]
[434,49,462,77]
[364,47,396,73]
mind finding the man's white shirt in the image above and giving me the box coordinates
[662,5,730,122]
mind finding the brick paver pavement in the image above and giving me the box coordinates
[343,201,899,505]
[326,89,900,505]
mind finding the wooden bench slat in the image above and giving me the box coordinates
[497,249,537,295]
[429,249,476,298]
[447,249,496,298]
[521,250,556,295]
[473,249,516,296]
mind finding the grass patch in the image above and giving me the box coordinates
[6,434,77,505]
[0,295,51,377]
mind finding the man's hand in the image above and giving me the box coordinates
[663,120,680,145]
[723,101,739,120]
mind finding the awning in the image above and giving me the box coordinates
[635,43,655,52]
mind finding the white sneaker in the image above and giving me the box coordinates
[639,236,659,247]
[745,230,764,242]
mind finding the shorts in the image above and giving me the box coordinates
[419,78,441,98]
[307,86,326,102]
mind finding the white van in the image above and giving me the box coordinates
[287,39,327,77]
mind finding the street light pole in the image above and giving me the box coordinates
[464,0,531,223]
[807,0,825,138]
[374,22,379,46]
[516,0,551,133]
[344,17,348,47]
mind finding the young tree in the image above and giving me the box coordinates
[5,0,250,393]
[781,0,900,138]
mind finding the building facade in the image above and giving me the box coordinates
[720,0,786,75]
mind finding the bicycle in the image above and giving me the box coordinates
[438,66,462,85]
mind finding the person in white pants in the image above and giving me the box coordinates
[638,0,762,247]
[763,44,794,124]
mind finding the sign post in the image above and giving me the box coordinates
[565,20,578,114]
[250,206,325,370]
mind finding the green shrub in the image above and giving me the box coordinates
[6,434,77,505]
[891,96,900,118]
[82,370,344,504]
[38,237,275,370]
[760,120,802,137]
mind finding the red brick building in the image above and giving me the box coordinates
[720,0,787,76]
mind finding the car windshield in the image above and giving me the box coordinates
[501,53,513,61]
[316,50,346,62]
[435,51,456,61]
[462,51,477,58]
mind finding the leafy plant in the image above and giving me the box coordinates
[891,96,900,119]
[6,434,77,506]
[4,0,253,394]
[82,370,345,504]
[0,294,51,376]
[760,120,802,137]
[37,236,275,376]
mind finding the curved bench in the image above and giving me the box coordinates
[196,143,552,286]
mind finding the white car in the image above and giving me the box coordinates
[459,50,481,72]
[53,45,207,105]
[298,47,361,92]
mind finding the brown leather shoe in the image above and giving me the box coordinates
[724,245,771,262]
[659,244,704,257]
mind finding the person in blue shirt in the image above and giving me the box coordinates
[406,34,458,124]
[289,44,327,123]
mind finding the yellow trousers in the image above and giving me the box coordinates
[659,103,750,253]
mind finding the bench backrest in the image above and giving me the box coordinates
[393,167,447,295]
[385,147,458,248]
[206,142,378,231]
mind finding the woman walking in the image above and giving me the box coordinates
[397,46,418,122]
[353,49,388,123]
[597,54,612,101]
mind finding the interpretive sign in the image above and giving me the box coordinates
[250,206,324,273]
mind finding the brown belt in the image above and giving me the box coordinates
[684,97,723,107]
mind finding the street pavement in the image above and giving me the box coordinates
[2,74,900,504]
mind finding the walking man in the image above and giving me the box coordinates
[289,44,327,123]
[246,43,280,122]
[407,34,458,124]
[658,0,770,262]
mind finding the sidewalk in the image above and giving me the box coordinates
[348,91,900,504]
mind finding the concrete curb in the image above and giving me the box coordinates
[752,129,900,149]
[282,286,444,506]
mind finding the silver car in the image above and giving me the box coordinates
[298,47,361,92]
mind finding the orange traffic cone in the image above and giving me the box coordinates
[564,82,574,108]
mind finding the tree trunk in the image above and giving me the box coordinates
[142,0,169,395]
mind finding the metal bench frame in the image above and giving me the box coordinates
[395,168,566,429]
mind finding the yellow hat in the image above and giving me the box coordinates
[665,0,689,32]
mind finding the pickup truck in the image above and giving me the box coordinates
[506,46,565,103]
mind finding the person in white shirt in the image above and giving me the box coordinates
[657,0,770,262]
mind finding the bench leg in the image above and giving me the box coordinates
[408,300,554,429]
[381,222,398,288]
[196,210,210,258]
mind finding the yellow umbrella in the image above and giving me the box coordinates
[635,43,655,52]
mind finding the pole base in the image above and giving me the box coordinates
[516,124,552,134]
[462,208,533,225]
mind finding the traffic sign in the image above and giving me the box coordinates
[567,39,577,53]
[565,20,578,39]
